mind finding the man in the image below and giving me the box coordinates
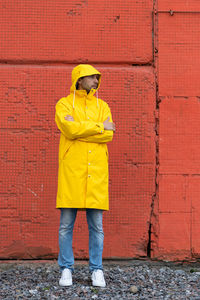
[55,64,115,287]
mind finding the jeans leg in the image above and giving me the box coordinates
[58,208,77,271]
[86,209,104,272]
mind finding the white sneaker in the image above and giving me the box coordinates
[91,269,106,287]
[59,268,72,286]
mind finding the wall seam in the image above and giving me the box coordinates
[147,0,159,258]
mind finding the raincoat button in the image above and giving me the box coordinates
[89,150,91,153]
[88,174,91,178]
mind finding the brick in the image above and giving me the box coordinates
[158,14,200,96]
[159,97,200,174]
[158,1,200,11]
[0,0,153,63]
[159,175,190,213]
[152,213,191,260]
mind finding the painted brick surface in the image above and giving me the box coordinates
[158,1,200,11]
[155,175,200,260]
[153,0,200,261]
[159,175,190,213]
[0,66,155,258]
[3,0,200,262]
[159,97,200,174]
[153,213,191,260]
[0,0,152,63]
[158,14,200,96]
[154,96,200,260]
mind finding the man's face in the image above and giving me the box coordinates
[78,74,100,93]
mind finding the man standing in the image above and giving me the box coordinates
[55,64,115,288]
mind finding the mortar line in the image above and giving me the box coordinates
[0,61,153,67]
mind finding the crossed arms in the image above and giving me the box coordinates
[55,100,115,143]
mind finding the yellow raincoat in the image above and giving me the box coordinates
[55,64,113,210]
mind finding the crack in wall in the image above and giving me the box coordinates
[147,0,159,258]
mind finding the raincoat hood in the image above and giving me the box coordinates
[70,64,101,93]
[70,64,101,109]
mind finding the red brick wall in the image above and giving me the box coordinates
[0,0,155,259]
[151,1,200,260]
[1,0,199,261]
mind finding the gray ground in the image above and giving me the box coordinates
[1,259,200,299]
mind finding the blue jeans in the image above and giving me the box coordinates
[58,208,104,272]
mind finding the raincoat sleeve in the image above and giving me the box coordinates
[55,99,105,140]
[79,104,114,143]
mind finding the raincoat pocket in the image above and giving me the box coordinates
[105,147,109,162]
[62,141,73,160]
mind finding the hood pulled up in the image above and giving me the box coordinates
[70,64,101,93]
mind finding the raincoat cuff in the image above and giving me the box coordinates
[96,123,104,134]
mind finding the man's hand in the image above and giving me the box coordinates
[65,115,74,121]
[103,117,116,132]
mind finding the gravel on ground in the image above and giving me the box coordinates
[1,260,200,299]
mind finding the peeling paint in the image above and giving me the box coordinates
[27,188,38,197]
[0,240,56,259]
